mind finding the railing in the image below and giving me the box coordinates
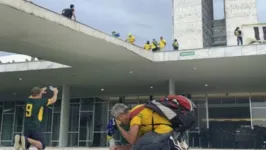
[242,23,266,45]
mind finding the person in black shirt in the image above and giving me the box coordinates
[14,87,58,150]
[62,4,76,21]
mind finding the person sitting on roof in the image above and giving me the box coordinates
[144,41,151,51]
[126,33,135,44]
[112,31,120,38]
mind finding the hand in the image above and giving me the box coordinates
[41,87,47,94]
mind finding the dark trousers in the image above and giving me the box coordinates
[174,47,179,50]
[24,128,46,149]
[237,37,243,45]
[132,132,172,150]
[152,48,159,52]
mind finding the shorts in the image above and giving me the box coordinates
[24,128,46,149]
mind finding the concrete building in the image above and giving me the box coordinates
[0,0,266,149]
[173,0,258,49]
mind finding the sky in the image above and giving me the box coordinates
[0,0,265,56]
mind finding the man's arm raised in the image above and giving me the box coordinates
[47,88,58,106]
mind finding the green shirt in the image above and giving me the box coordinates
[118,123,130,145]
[24,98,49,130]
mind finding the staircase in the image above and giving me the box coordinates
[212,19,227,47]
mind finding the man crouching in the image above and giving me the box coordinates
[111,103,179,150]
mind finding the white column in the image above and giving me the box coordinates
[59,85,70,147]
[225,0,258,46]
[173,0,205,49]
[168,79,176,95]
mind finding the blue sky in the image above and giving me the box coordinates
[0,0,265,56]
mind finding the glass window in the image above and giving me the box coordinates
[69,104,79,132]
[53,99,61,113]
[71,98,80,103]
[1,114,14,141]
[235,96,249,104]
[221,96,235,104]
[14,106,24,133]
[51,113,60,141]
[125,96,139,109]
[79,112,94,141]
[44,133,51,147]
[138,96,150,104]
[79,141,93,147]
[208,96,251,149]
[43,107,53,132]
[51,142,58,147]
[251,96,266,107]
[92,132,107,147]
[208,97,221,104]
[94,102,108,131]
[3,101,15,113]
[188,99,207,148]
[68,133,78,147]
[1,141,12,146]
[0,107,2,132]
[109,98,120,111]
[81,98,94,111]
[251,107,266,148]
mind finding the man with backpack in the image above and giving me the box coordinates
[111,95,196,150]
[62,4,76,21]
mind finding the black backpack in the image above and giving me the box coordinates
[62,8,72,18]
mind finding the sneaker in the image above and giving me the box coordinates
[20,136,26,150]
[14,134,21,150]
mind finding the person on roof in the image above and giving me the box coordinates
[62,4,76,21]
[234,27,243,45]
[172,39,179,50]
[126,33,135,44]
[144,41,151,51]
[151,39,159,52]
[159,36,167,50]
[112,31,120,38]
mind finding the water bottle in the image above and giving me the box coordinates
[49,86,54,91]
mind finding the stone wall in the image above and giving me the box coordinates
[225,0,258,46]
[173,0,203,49]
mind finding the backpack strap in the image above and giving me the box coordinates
[152,111,155,131]
[129,105,145,120]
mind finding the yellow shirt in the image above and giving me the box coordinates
[130,105,173,135]
[159,39,166,48]
[151,42,157,49]
[144,44,151,50]
[128,36,135,44]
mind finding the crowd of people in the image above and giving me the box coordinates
[112,32,179,52]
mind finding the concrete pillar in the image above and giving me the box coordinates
[168,79,176,95]
[173,0,213,49]
[59,85,70,147]
[225,0,258,46]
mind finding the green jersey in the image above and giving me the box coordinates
[116,123,130,145]
[24,98,49,130]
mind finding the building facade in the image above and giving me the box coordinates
[0,92,266,149]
